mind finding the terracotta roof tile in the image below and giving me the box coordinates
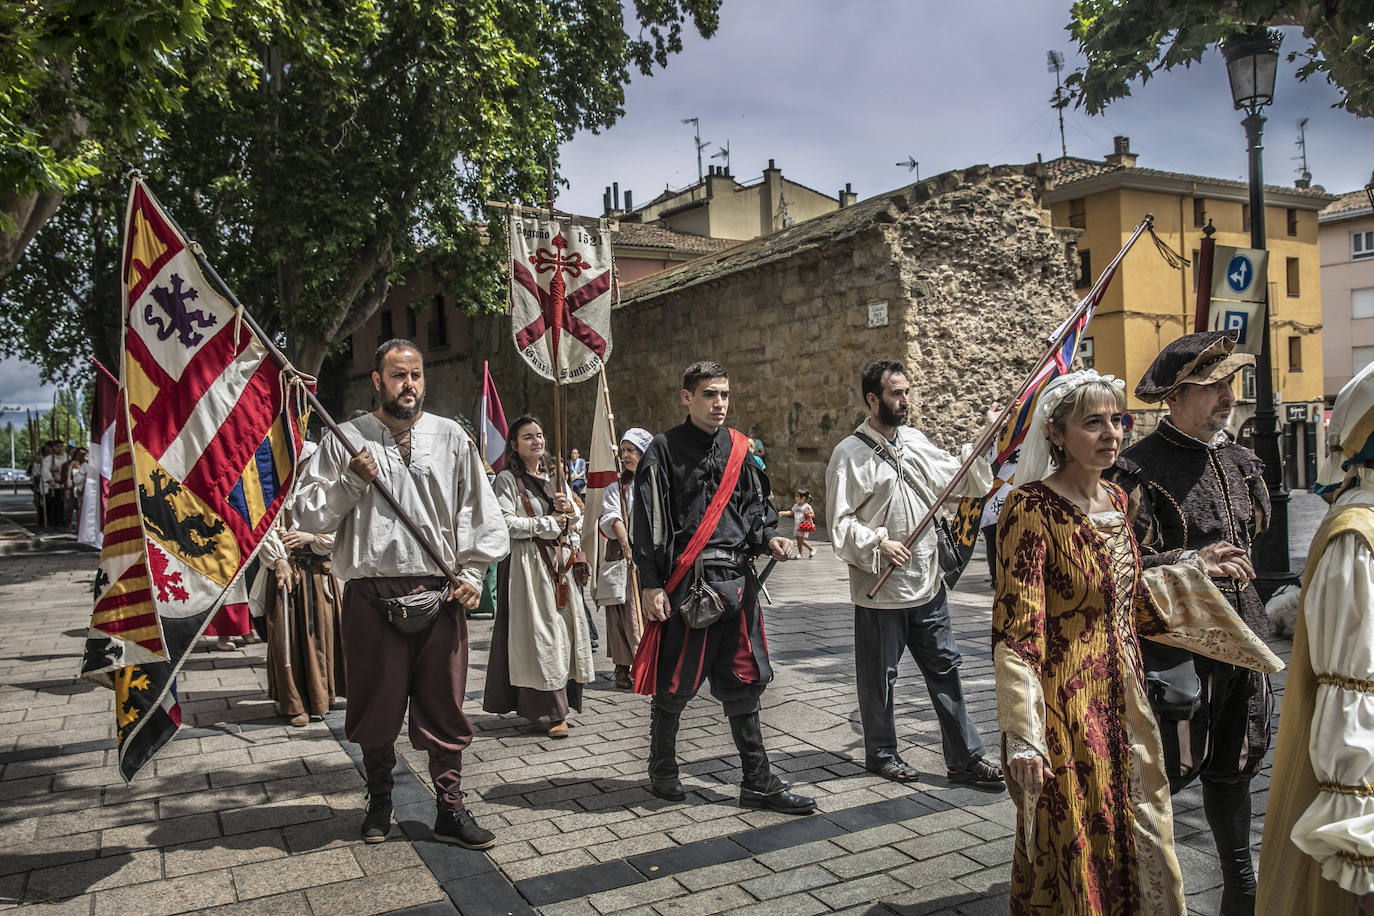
[612,222,743,254]
[1045,156,1336,202]
[1321,188,1373,218]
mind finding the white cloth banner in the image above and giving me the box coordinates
[509,214,615,384]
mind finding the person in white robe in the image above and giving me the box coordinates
[1258,361,1374,916]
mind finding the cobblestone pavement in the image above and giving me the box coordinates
[0,492,1327,915]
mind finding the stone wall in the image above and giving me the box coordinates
[341,164,1081,524]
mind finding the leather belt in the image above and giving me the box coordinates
[699,548,750,566]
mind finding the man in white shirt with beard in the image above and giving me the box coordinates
[296,338,509,849]
[826,359,1002,789]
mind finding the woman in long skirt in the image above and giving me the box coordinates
[994,371,1281,915]
[483,416,595,738]
[596,427,651,689]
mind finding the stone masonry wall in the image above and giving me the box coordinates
[341,165,1081,526]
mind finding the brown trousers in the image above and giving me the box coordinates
[342,576,473,811]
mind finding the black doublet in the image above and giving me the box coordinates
[1108,418,1270,632]
[630,420,780,700]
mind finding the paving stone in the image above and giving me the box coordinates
[627,836,750,879]
[731,816,845,855]
[825,845,914,879]
[3,893,94,914]
[411,839,497,883]
[517,860,644,906]
[584,876,685,913]
[91,868,236,916]
[673,858,770,894]
[151,823,281,878]
[887,851,983,889]
[717,891,828,916]
[231,846,362,899]
[305,865,447,915]
[812,873,909,909]
[894,828,981,860]
[502,848,598,883]
[25,849,163,902]
[754,838,847,871]
[0,831,100,876]
[738,864,838,901]
[651,885,754,916]
[351,839,425,875]
[443,870,536,916]
[220,793,333,836]
[99,811,221,855]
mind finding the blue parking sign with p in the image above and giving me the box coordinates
[1223,309,1249,344]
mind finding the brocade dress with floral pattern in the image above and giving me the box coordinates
[993,481,1281,916]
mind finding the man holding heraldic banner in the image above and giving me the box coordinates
[631,361,814,816]
[296,338,510,848]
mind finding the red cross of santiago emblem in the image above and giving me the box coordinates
[513,232,610,362]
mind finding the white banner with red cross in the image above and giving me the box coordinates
[509,213,615,383]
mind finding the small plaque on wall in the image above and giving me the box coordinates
[867,300,888,328]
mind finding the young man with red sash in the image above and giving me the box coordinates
[630,361,814,815]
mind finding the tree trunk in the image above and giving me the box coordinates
[0,190,64,282]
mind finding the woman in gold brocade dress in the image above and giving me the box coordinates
[993,371,1281,916]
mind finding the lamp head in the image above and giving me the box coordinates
[1221,28,1282,114]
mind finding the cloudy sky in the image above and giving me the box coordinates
[3,1,1371,412]
[557,0,1374,216]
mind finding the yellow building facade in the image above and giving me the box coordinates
[1044,141,1334,486]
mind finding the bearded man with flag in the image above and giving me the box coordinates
[294,338,510,848]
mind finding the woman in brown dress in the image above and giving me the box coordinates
[994,371,1280,915]
[261,442,346,726]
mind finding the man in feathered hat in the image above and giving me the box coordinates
[1107,329,1268,915]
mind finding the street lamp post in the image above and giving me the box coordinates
[1221,27,1298,597]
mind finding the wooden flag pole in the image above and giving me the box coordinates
[865,214,1156,599]
[172,234,466,595]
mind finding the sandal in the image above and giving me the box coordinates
[948,756,1004,788]
[869,760,920,782]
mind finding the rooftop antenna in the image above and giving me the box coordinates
[681,117,709,183]
[895,156,919,181]
[1048,50,1067,158]
[710,140,730,174]
[1293,117,1312,185]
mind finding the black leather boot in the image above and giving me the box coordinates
[1204,782,1256,916]
[729,712,815,815]
[648,701,686,801]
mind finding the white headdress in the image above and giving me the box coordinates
[1015,370,1126,485]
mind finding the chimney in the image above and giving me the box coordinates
[761,159,783,230]
[603,186,612,215]
[624,189,633,211]
[839,182,857,207]
[1295,170,1312,189]
[1104,136,1137,168]
[612,182,620,211]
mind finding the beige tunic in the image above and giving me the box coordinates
[492,470,595,692]
[294,412,509,586]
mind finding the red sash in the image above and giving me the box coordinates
[632,428,751,695]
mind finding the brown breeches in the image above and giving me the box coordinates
[341,576,473,811]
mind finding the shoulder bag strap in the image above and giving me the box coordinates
[851,429,935,504]
[663,428,751,594]
[514,474,562,585]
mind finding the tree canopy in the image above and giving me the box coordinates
[2,0,721,381]
[1065,0,1374,119]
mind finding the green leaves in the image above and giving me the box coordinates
[1064,0,1374,118]
[3,0,722,380]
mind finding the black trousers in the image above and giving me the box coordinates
[1159,658,1271,791]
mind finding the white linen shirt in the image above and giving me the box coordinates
[826,419,991,609]
[294,412,509,586]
